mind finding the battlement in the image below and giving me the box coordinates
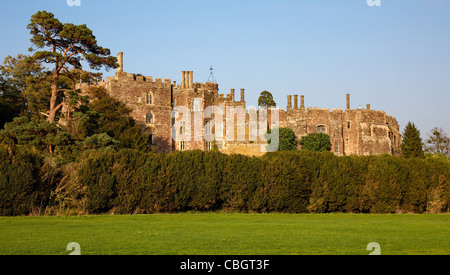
[101,52,173,86]
[104,71,172,86]
[190,82,219,90]
[223,88,245,103]
[308,107,330,112]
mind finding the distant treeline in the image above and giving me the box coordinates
[0,148,448,216]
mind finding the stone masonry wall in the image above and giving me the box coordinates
[77,53,401,156]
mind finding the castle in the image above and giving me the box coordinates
[77,52,402,156]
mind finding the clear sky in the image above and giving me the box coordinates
[0,0,449,137]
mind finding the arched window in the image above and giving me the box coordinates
[316,125,327,134]
[146,112,154,124]
[146,92,153,105]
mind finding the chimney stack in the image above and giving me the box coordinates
[300,95,305,111]
[366,104,371,110]
[181,71,186,88]
[287,95,292,111]
[346,94,350,110]
[294,95,298,110]
[117,52,123,73]
[181,71,194,88]
[240,89,245,102]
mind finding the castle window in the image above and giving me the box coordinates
[146,92,153,105]
[316,125,327,134]
[179,141,185,151]
[146,112,154,124]
[180,121,186,135]
[335,142,339,153]
[348,121,351,129]
[205,142,212,151]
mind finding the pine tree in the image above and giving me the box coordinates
[27,11,117,123]
[401,122,424,158]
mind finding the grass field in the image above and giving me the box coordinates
[0,213,448,255]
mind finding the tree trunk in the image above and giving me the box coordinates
[47,71,59,123]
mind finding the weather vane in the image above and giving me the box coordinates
[207,66,217,83]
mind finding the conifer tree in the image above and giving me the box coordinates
[27,11,117,123]
[258,90,276,108]
[401,121,424,158]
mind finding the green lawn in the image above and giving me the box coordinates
[0,213,448,255]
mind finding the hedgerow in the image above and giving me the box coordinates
[0,147,448,216]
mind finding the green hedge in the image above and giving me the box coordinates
[75,150,449,215]
[0,147,50,216]
[0,148,449,215]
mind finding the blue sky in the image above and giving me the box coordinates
[0,0,449,137]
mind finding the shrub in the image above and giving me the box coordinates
[299,133,332,152]
[0,147,49,216]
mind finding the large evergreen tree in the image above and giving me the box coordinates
[0,54,51,125]
[401,121,424,158]
[27,11,117,123]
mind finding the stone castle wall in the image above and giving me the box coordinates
[76,52,402,156]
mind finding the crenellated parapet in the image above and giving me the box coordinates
[105,71,172,86]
